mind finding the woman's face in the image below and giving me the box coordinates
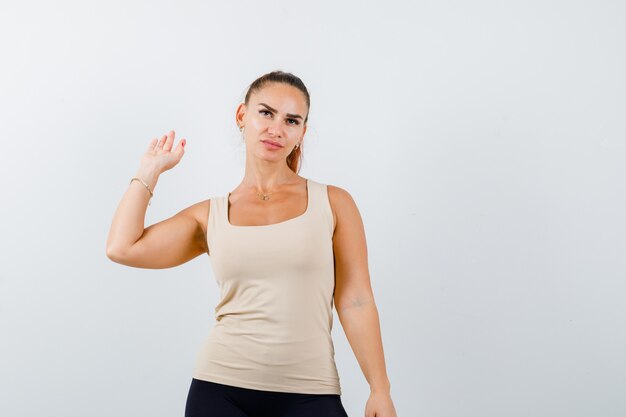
[236,82,308,162]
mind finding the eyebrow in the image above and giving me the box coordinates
[258,103,303,120]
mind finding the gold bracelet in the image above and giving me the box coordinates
[130,177,154,205]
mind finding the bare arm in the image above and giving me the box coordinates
[329,185,397,416]
[105,130,207,269]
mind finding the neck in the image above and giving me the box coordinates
[240,161,299,193]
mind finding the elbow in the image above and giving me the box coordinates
[106,245,126,264]
[335,293,376,315]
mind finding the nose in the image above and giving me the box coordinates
[267,118,283,137]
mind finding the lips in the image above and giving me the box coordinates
[261,140,283,148]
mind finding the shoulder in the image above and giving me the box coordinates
[184,198,211,220]
[178,198,212,239]
[326,184,354,203]
[326,184,361,233]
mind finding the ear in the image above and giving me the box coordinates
[235,103,246,127]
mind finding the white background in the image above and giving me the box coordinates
[1,1,625,416]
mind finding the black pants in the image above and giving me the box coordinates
[185,378,349,417]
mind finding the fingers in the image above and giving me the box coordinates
[147,137,158,151]
[154,130,184,153]
[156,134,167,150]
[162,130,175,151]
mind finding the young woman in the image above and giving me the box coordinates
[106,71,397,417]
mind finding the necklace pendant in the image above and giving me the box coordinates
[262,195,270,201]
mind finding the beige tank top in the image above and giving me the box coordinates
[192,178,342,395]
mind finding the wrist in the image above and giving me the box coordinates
[134,165,160,190]
[370,379,391,394]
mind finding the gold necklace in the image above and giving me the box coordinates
[250,178,299,201]
[255,190,274,201]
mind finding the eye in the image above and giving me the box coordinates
[259,110,271,116]
[287,119,299,125]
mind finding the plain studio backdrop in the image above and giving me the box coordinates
[0,1,624,416]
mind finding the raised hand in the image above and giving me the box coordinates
[140,130,186,174]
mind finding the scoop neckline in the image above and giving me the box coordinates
[225,178,310,228]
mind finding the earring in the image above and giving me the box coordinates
[239,125,244,132]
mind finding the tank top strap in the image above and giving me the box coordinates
[207,195,223,229]
[306,179,334,238]
[206,195,226,253]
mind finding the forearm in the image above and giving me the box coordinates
[336,296,391,393]
[106,165,160,254]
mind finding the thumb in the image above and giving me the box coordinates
[176,138,186,154]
